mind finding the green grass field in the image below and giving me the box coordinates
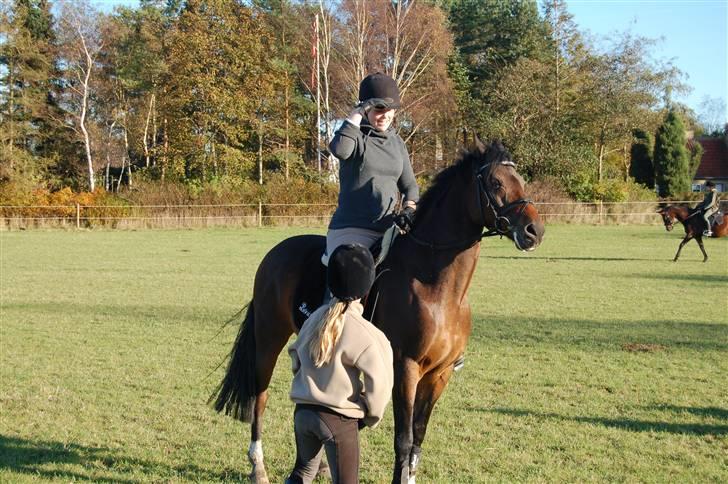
[1,225,726,483]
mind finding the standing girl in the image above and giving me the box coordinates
[286,244,394,483]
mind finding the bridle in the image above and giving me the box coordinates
[475,160,533,237]
[660,212,675,230]
[407,160,534,251]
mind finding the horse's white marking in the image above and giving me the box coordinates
[248,440,264,463]
[408,452,419,484]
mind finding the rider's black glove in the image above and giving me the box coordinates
[394,206,416,233]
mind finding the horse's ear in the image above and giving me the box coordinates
[490,138,506,151]
[472,133,486,154]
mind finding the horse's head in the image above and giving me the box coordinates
[468,140,545,251]
[657,206,676,231]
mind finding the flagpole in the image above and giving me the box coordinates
[315,13,321,174]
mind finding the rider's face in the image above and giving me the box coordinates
[367,107,395,132]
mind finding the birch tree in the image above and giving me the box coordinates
[56,0,103,191]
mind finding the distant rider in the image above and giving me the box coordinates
[696,181,719,236]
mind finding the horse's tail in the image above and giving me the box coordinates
[209,302,257,422]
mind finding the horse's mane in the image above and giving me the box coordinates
[416,141,512,218]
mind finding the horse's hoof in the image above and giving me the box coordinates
[249,468,270,484]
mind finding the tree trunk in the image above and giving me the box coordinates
[212,139,218,177]
[143,93,155,168]
[162,116,168,181]
[105,119,116,191]
[123,111,131,188]
[258,120,264,185]
[7,56,15,169]
[283,28,290,181]
[78,30,95,191]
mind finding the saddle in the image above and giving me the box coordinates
[294,226,400,328]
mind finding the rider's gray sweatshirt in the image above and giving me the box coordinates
[328,120,419,232]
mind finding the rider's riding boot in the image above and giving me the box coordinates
[704,230,713,237]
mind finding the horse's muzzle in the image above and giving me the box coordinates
[514,221,544,251]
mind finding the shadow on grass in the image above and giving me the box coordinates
[1,301,225,326]
[470,316,728,352]
[649,405,728,420]
[0,435,236,483]
[628,273,728,284]
[483,408,728,436]
[481,256,661,262]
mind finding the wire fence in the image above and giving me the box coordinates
[0,200,723,230]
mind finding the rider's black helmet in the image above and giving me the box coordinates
[705,180,715,188]
[358,73,401,109]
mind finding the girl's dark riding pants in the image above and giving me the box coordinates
[286,404,360,484]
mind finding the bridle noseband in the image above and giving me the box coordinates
[407,160,534,251]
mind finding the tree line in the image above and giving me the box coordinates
[1,0,718,204]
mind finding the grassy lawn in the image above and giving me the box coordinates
[1,225,726,483]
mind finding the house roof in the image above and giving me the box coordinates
[694,137,728,179]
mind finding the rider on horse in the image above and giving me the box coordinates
[325,73,419,273]
[696,181,720,236]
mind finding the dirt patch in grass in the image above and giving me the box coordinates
[621,343,668,353]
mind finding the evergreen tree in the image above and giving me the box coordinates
[0,0,61,180]
[629,128,654,188]
[449,0,549,129]
[653,109,690,197]
[688,140,703,180]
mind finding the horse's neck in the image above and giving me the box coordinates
[409,183,483,292]
[677,207,693,221]
[414,183,482,247]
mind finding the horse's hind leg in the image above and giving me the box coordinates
[409,366,454,482]
[392,358,420,484]
[248,312,295,484]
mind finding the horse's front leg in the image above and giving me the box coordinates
[674,235,691,261]
[695,236,708,262]
[392,357,420,484]
[409,366,454,483]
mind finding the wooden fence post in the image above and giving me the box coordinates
[76,203,81,229]
[258,201,263,227]
[598,200,604,225]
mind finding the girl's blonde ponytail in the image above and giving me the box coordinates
[308,298,349,367]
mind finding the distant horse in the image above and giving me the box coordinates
[211,140,545,483]
[658,204,727,262]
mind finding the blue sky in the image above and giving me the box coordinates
[92,0,727,122]
[566,0,727,122]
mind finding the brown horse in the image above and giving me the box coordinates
[211,140,545,483]
[658,204,727,262]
